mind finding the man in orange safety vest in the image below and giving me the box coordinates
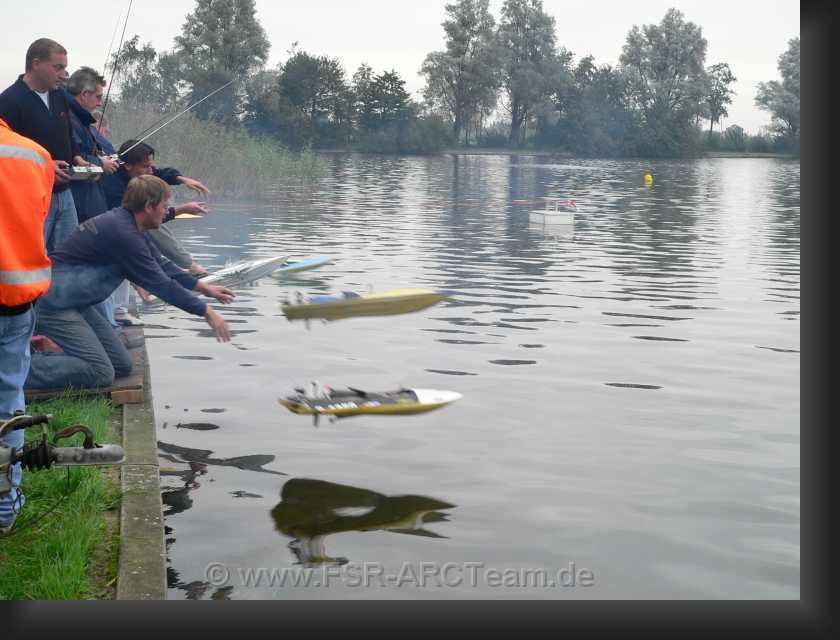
[0,116,54,533]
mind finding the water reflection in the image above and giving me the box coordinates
[161,462,208,517]
[271,478,455,567]
[528,221,575,240]
[155,155,798,599]
[158,441,286,476]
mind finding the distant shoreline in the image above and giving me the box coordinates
[702,151,797,159]
[315,148,797,160]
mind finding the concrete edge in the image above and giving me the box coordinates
[116,339,166,600]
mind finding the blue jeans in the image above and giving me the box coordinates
[28,260,131,391]
[92,298,119,330]
[38,262,124,313]
[25,304,132,391]
[113,280,131,315]
[0,310,36,526]
[44,189,79,254]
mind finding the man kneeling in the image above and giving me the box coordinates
[26,175,233,391]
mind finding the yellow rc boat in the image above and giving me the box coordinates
[282,288,450,322]
[279,383,462,426]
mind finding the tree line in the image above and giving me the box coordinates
[112,0,800,157]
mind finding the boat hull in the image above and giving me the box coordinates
[143,254,296,307]
[282,289,449,321]
[270,256,331,278]
[279,388,462,417]
[202,255,290,287]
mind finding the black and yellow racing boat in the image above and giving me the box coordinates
[279,383,462,425]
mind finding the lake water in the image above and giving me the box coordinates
[144,154,800,600]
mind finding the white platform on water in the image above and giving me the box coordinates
[530,197,576,225]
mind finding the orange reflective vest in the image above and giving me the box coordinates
[0,117,54,307]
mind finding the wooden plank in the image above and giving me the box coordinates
[112,388,145,406]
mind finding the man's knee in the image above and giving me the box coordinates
[87,359,116,388]
[113,355,133,379]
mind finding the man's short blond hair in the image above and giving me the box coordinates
[123,175,171,212]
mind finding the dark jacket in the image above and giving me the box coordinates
[0,76,77,193]
[48,206,206,316]
[90,125,116,156]
[102,165,183,210]
[66,92,107,222]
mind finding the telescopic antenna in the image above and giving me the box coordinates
[99,0,133,131]
[118,79,236,158]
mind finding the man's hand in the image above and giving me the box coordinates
[54,160,71,184]
[72,155,91,167]
[204,306,231,343]
[133,284,151,302]
[175,202,209,216]
[177,176,211,196]
[196,281,235,304]
[99,155,119,174]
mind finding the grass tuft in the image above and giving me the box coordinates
[0,395,121,600]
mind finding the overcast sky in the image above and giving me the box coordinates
[2,0,798,133]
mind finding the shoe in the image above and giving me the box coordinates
[31,335,63,353]
[115,313,144,327]
[120,334,146,350]
[0,519,15,535]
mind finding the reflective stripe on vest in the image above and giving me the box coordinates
[0,267,51,285]
[0,121,54,306]
[0,144,48,166]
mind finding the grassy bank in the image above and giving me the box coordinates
[109,103,327,198]
[0,396,121,600]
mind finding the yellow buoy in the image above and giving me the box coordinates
[644,173,653,186]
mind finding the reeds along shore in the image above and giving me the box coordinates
[109,103,326,199]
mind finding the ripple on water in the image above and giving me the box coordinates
[603,312,692,322]
[175,423,221,431]
[425,369,478,376]
[157,155,799,600]
[605,383,663,390]
[756,346,799,354]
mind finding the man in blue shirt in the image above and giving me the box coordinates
[0,38,81,252]
[101,139,210,275]
[25,175,234,391]
[101,139,211,325]
[66,67,119,223]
